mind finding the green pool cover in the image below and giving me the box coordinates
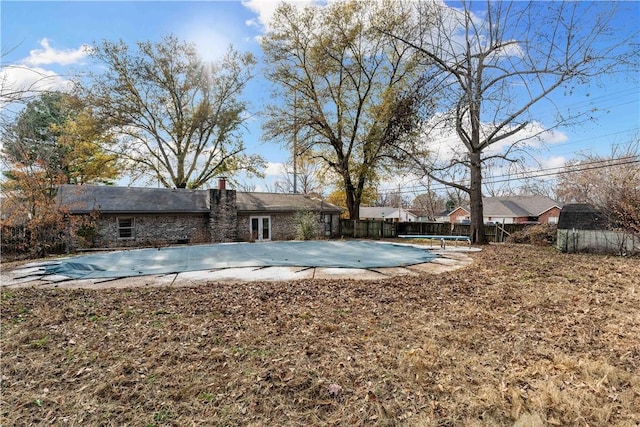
[43,240,437,279]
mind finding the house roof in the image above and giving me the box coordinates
[557,203,609,230]
[407,208,438,218]
[491,195,561,217]
[235,192,342,213]
[359,206,417,220]
[452,196,561,219]
[57,185,342,215]
[57,184,210,214]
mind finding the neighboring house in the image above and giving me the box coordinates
[407,208,434,222]
[359,206,418,222]
[449,195,562,224]
[57,182,342,249]
[434,209,453,223]
[556,203,638,254]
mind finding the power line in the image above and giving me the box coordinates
[383,155,640,196]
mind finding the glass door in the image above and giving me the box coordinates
[250,216,271,241]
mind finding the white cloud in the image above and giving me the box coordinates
[264,161,286,176]
[423,115,569,165]
[1,39,90,107]
[0,65,73,106]
[540,155,567,171]
[242,0,324,32]
[23,38,91,66]
[242,0,282,31]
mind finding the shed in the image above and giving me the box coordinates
[556,203,638,254]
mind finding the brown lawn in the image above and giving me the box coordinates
[1,244,639,426]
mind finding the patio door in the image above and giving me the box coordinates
[250,216,271,241]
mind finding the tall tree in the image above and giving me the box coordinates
[388,1,639,243]
[53,97,120,185]
[1,92,119,256]
[262,0,429,219]
[85,35,264,189]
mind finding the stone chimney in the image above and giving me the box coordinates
[209,186,237,242]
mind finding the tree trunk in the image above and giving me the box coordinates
[469,151,487,244]
[345,178,359,220]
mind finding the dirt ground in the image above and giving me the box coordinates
[1,243,639,426]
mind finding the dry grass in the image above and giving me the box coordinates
[1,244,639,426]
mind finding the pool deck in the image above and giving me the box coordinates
[1,247,479,290]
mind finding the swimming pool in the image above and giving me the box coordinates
[42,240,438,279]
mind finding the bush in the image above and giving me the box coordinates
[295,211,318,240]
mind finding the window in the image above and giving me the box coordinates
[118,217,135,239]
[250,216,271,241]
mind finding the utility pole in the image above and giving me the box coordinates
[293,91,298,194]
[398,183,402,221]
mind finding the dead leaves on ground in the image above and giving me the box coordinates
[1,244,639,426]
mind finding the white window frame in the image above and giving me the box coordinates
[250,216,271,241]
[117,217,135,240]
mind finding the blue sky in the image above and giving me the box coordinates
[2,1,639,195]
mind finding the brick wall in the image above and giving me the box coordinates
[539,206,562,224]
[73,213,210,249]
[237,211,334,241]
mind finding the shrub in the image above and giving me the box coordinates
[295,211,318,240]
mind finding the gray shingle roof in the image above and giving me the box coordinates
[57,184,210,214]
[483,196,561,217]
[557,203,608,230]
[57,185,342,215]
[235,192,341,213]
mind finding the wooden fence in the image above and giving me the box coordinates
[339,220,532,243]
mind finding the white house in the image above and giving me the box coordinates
[359,206,418,222]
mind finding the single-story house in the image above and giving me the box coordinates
[359,206,418,222]
[433,209,453,223]
[406,208,435,222]
[449,195,562,224]
[57,181,342,249]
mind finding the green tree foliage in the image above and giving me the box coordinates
[85,34,264,189]
[3,92,71,183]
[1,92,119,257]
[53,97,120,185]
[261,0,430,219]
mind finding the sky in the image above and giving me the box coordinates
[1,0,639,197]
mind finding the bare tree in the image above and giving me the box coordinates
[412,189,447,220]
[84,35,264,189]
[261,0,430,219]
[272,154,328,195]
[555,141,640,234]
[387,1,639,243]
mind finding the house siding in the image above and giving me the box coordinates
[72,213,210,249]
[237,211,338,241]
[61,186,342,249]
[449,207,470,223]
[539,207,562,224]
